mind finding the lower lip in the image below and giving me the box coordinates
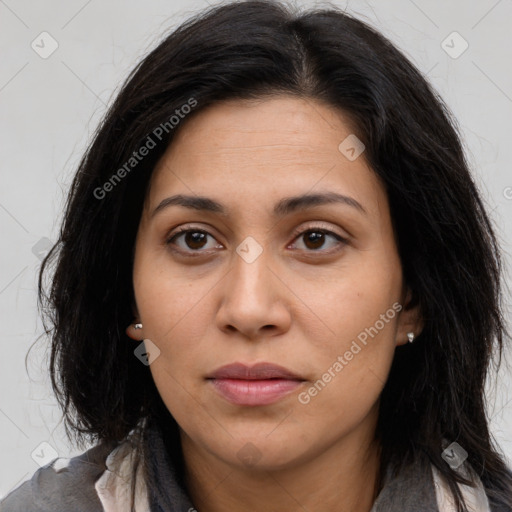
[209,378,303,406]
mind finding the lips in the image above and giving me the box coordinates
[207,362,305,406]
[208,362,303,380]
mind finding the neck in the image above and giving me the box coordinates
[181,424,382,512]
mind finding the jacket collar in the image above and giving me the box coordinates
[96,418,491,512]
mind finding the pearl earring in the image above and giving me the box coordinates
[133,323,143,330]
[407,332,415,343]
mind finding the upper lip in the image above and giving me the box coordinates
[207,362,304,380]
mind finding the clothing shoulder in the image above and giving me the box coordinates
[432,462,494,512]
[0,441,118,512]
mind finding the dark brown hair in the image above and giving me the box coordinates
[37,1,512,510]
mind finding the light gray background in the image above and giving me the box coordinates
[1,0,511,499]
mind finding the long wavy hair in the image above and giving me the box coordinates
[36,1,512,510]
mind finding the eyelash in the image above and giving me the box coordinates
[165,224,348,256]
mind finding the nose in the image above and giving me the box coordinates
[215,247,291,341]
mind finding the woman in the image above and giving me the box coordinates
[1,1,511,511]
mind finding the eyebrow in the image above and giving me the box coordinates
[150,191,367,219]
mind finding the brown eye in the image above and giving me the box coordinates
[291,228,347,252]
[302,231,326,250]
[182,231,208,250]
[167,229,221,252]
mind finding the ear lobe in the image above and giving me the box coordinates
[396,288,424,346]
[125,298,142,340]
[126,323,143,341]
[126,324,137,340]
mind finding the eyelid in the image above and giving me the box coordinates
[289,221,349,242]
[166,221,350,254]
[166,223,221,242]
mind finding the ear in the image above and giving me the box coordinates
[395,287,424,346]
[125,301,142,341]
[126,321,144,341]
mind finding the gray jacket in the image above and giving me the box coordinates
[0,423,493,512]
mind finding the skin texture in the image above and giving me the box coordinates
[126,96,423,512]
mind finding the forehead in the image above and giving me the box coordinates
[145,95,386,219]
[161,95,359,160]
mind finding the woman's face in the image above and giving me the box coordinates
[127,96,421,471]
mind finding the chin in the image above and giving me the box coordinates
[210,428,314,471]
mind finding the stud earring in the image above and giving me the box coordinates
[133,323,143,330]
[407,332,415,343]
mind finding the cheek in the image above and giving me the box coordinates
[133,243,216,341]
[292,252,401,411]
[289,246,401,351]
[296,294,399,438]
[136,280,213,373]
[132,255,217,406]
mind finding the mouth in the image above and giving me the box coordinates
[206,362,306,406]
